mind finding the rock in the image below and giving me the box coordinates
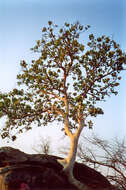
[0,147,27,166]
[0,146,112,190]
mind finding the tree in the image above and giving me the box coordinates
[0,21,125,189]
[32,136,51,155]
[77,135,126,190]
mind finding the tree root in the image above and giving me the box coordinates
[57,159,89,190]
[64,169,89,190]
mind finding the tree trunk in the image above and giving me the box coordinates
[64,135,78,172]
[58,100,89,189]
[58,135,89,190]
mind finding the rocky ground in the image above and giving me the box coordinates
[0,146,113,190]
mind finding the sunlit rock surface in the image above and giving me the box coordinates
[0,147,112,190]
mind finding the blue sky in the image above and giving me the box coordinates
[0,0,126,153]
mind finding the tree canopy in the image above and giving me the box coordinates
[0,21,125,140]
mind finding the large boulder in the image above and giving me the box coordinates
[0,146,112,190]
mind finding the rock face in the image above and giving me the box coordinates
[0,147,112,190]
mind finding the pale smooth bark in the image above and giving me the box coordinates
[57,102,89,190]
[57,132,89,190]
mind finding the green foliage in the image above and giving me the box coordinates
[0,21,125,140]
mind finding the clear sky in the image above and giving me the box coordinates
[0,0,126,154]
